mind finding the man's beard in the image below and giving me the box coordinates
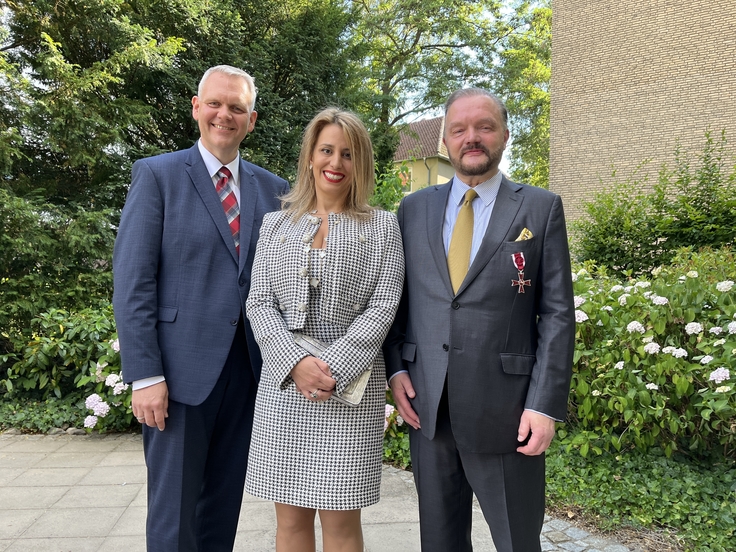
[448,143,504,177]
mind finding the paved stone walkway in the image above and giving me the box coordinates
[0,432,631,551]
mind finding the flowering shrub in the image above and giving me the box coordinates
[566,248,736,459]
[1,305,134,432]
[383,389,411,468]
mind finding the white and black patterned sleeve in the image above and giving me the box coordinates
[246,212,309,388]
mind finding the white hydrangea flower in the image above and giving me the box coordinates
[591,390,601,396]
[85,394,102,409]
[635,281,651,288]
[651,266,662,276]
[571,272,578,282]
[105,373,121,387]
[624,285,634,292]
[92,401,110,417]
[618,294,631,306]
[700,355,714,365]
[84,415,98,429]
[713,338,726,347]
[577,268,589,276]
[662,346,676,354]
[672,348,688,358]
[685,322,703,335]
[728,321,736,335]
[709,367,730,384]
[643,342,661,354]
[651,295,669,305]
[110,339,120,352]
[574,296,586,308]
[686,271,699,278]
[601,305,613,312]
[614,361,624,370]
[709,326,723,335]
[113,382,129,396]
[575,310,589,323]
[715,386,732,393]
[716,280,734,292]
[610,285,624,293]
[627,321,645,334]
[643,291,653,298]
[642,336,654,343]
[645,383,659,390]
[597,320,603,326]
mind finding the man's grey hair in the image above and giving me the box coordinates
[444,88,508,131]
[198,65,257,112]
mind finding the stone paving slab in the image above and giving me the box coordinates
[0,432,633,551]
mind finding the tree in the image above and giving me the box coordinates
[347,0,515,170]
[490,0,551,188]
[0,0,356,208]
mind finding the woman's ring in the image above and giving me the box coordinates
[310,391,318,398]
[137,417,145,422]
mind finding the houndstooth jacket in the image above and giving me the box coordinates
[246,208,405,397]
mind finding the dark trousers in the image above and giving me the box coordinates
[410,386,545,552]
[143,322,256,552]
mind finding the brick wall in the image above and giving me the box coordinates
[550,0,736,219]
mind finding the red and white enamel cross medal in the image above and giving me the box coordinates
[511,252,531,293]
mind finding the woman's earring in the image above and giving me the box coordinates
[309,163,313,170]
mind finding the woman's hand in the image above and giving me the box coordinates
[291,356,336,401]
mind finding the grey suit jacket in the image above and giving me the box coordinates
[113,144,289,405]
[384,176,575,454]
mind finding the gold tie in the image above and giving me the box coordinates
[447,188,478,293]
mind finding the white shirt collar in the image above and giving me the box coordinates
[450,171,503,207]
[197,140,240,187]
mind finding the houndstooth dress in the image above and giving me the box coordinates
[244,209,404,510]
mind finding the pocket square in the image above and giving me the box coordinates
[514,228,533,241]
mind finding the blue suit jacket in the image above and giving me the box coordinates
[113,144,289,405]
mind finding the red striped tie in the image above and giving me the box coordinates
[215,167,240,255]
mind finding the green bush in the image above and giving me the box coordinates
[567,247,736,459]
[0,189,115,355]
[572,130,736,276]
[547,438,736,551]
[1,305,134,432]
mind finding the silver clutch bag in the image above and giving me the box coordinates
[292,332,371,407]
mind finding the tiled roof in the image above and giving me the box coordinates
[394,116,448,161]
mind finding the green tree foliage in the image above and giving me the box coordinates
[1,0,356,209]
[572,130,736,276]
[0,189,115,356]
[347,0,514,170]
[490,0,550,188]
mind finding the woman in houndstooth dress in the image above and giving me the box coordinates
[245,107,404,551]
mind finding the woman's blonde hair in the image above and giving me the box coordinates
[282,107,375,219]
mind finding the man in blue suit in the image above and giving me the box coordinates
[113,65,289,551]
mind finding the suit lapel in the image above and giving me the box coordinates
[426,183,454,295]
[185,146,239,264]
[238,160,259,274]
[458,177,523,293]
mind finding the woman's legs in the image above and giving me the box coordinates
[318,509,363,552]
[275,503,317,552]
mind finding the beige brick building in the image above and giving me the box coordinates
[550,0,736,219]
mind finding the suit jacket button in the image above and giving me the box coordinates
[451,301,460,310]
[230,319,238,326]
[239,279,245,286]
[442,344,449,351]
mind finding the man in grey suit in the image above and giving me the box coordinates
[384,88,575,552]
[113,65,288,551]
